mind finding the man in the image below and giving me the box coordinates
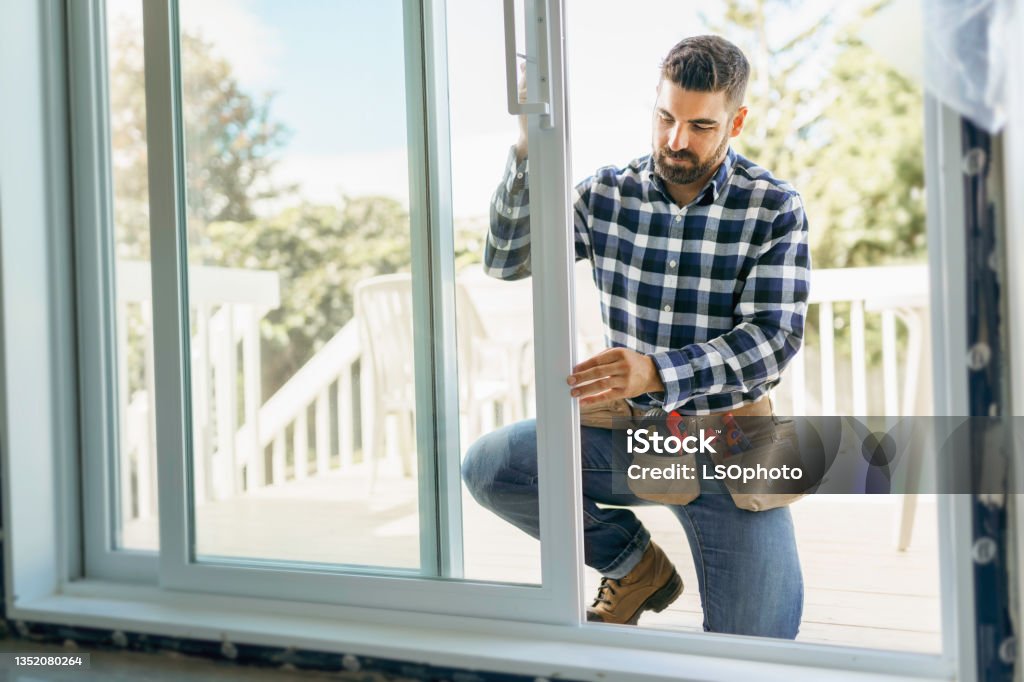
[462,35,809,638]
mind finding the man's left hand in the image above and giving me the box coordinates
[567,348,665,407]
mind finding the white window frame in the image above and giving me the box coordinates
[1,0,1007,679]
[1002,0,1024,663]
[68,0,586,625]
[68,0,160,586]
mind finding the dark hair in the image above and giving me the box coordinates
[660,35,750,109]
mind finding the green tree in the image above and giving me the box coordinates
[702,0,926,377]
[703,0,926,269]
[108,23,292,260]
[802,29,926,268]
[204,198,412,398]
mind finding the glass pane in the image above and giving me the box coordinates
[107,0,159,552]
[447,0,542,585]
[565,0,939,652]
[178,0,420,569]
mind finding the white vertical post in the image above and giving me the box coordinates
[141,304,157,518]
[214,305,240,496]
[117,301,133,523]
[243,305,264,488]
[226,305,241,494]
[850,300,867,415]
[789,347,806,416]
[901,310,926,417]
[193,303,211,503]
[294,406,308,480]
[338,367,354,469]
[360,356,374,470]
[819,302,836,414]
[881,309,899,416]
[315,388,330,475]
[211,308,224,497]
[272,431,286,486]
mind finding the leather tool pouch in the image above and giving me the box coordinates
[707,415,807,512]
[578,398,634,430]
[624,449,701,505]
[579,399,804,511]
[580,400,700,505]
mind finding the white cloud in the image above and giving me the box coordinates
[106,0,282,91]
[271,136,510,220]
[273,148,411,208]
[178,0,283,90]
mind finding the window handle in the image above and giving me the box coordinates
[502,0,554,129]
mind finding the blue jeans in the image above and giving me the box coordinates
[462,419,804,638]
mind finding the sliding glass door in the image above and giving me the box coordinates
[57,0,975,675]
[169,0,427,572]
[69,0,585,622]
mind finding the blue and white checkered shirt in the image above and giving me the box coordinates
[486,145,810,415]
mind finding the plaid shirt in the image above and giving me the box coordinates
[486,145,810,415]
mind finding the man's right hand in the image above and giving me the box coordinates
[515,60,528,161]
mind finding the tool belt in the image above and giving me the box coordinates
[580,396,805,512]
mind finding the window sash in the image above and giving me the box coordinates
[70,0,159,584]
[138,0,586,624]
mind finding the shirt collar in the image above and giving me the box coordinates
[706,146,736,202]
[645,146,736,207]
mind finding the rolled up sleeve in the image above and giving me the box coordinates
[485,146,594,280]
[484,147,533,280]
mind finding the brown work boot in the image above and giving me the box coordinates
[586,540,683,625]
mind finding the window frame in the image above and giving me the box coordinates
[0,0,1003,679]
[1001,0,1024,654]
[115,0,587,624]
[69,0,160,586]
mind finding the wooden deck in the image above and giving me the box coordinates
[125,468,941,654]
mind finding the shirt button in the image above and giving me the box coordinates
[506,207,513,215]
[674,215,682,223]
[669,260,677,268]
[663,305,672,312]
[516,172,524,179]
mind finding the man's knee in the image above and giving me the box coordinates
[707,565,803,639]
[461,422,538,509]
[461,438,494,504]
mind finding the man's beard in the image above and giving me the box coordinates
[653,132,730,186]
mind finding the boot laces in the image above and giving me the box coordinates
[592,577,621,607]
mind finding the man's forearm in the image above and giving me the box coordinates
[649,314,804,412]
[514,137,527,163]
[484,146,533,280]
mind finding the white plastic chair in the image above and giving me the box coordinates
[354,273,517,490]
[354,275,418,493]
[454,283,522,438]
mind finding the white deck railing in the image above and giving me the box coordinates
[117,263,930,522]
[239,318,362,485]
[781,264,930,417]
[116,261,280,520]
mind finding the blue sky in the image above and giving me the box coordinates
[178,0,718,214]
[157,0,913,218]
[246,0,408,157]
